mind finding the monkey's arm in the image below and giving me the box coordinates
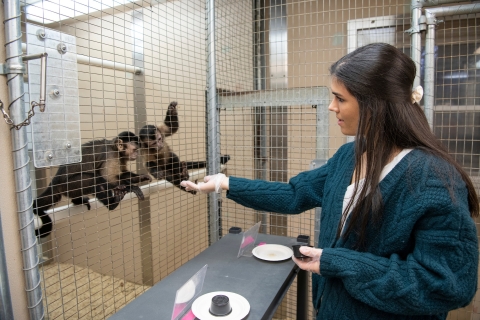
[144,161,166,181]
[184,155,231,170]
[118,171,151,201]
[163,154,197,195]
[94,175,128,210]
[118,171,151,184]
[159,101,179,137]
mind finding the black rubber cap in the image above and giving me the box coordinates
[229,226,242,234]
[209,295,232,316]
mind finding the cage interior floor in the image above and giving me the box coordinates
[39,262,150,319]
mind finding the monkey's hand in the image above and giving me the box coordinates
[71,197,91,210]
[187,179,199,195]
[105,185,128,209]
[180,161,190,181]
[180,173,227,194]
[291,246,322,274]
[151,170,165,181]
[113,185,128,199]
[168,101,178,114]
[184,188,197,195]
[139,174,152,183]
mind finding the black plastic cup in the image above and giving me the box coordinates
[209,294,232,316]
[292,244,313,259]
[228,227,242,234]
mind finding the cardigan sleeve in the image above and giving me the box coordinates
[226,160,330,214]
[319,171,478,315]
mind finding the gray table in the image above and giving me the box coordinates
[109,232,309,320]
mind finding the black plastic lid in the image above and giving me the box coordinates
[229,227,242,234]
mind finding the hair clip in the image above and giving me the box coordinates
[411,86,423,104]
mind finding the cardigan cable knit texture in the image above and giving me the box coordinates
[227,142,478,319]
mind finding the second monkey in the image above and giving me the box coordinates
[139,101,230,194]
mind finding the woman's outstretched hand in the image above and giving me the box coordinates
[292,246,323,274]
[180,173,228,194]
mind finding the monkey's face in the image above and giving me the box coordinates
[124,142,139,160]
[147,130,164,150]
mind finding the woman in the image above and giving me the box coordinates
[181,43,479,319]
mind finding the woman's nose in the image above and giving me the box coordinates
[328,100,337,112]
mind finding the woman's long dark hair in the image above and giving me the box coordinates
[330,43,479,248]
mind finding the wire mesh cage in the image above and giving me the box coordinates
[1,0,477,319]
[23,0,212,318]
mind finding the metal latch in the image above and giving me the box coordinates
[0,52,48,129]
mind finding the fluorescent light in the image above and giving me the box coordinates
[442,71,468,80]
[25,0,132,24]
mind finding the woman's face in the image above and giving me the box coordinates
[328,78,360,136]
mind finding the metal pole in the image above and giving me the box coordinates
[420,0,472,7]
[424,11,436,129]
[3,0,44,318]
[206,0,221,244]
[268,0,288,238]
[425,3,480,16]
[0,212,14,320]
[296,268,308,320]
[253,0,267,234]
[22,43,142,75]
[410,0,423,88]
[132,9,154,287]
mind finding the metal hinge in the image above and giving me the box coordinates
[0,62,26,74]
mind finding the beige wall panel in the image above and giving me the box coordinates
[288,0,411,154]
[216,0,254,92]
[149,190,209,283]
[220,108,259,231]
[52,202,144,284]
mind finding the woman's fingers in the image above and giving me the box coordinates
[181,173,227,193]
[292,256,320,274]
[292,247,323,274]
[180,180,200,192]
[300,246,322,260]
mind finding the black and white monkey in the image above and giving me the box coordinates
[34,131,151,238]
[139,101,230,194]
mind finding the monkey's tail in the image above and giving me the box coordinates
[220,155,231,165]
[184,155,231,170]
[33,186,61,238]
[184,161,206,170]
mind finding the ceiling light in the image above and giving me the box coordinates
[25,0,131,24]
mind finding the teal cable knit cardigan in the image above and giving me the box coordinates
[227,142,478,319]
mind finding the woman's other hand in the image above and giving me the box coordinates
[292,246,323,274]
[180,173,228,194]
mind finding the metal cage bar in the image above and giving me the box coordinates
[3,0,44,318]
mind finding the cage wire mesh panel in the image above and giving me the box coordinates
[14,0,480,319]
[432,11,480,320]
[23,0,210,318]
[215,1,480,320]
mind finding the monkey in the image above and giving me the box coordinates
[139,101,230,194]
[33,131,151,238]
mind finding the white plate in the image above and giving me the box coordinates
[191,291,250,320]
[252,244,293,262]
